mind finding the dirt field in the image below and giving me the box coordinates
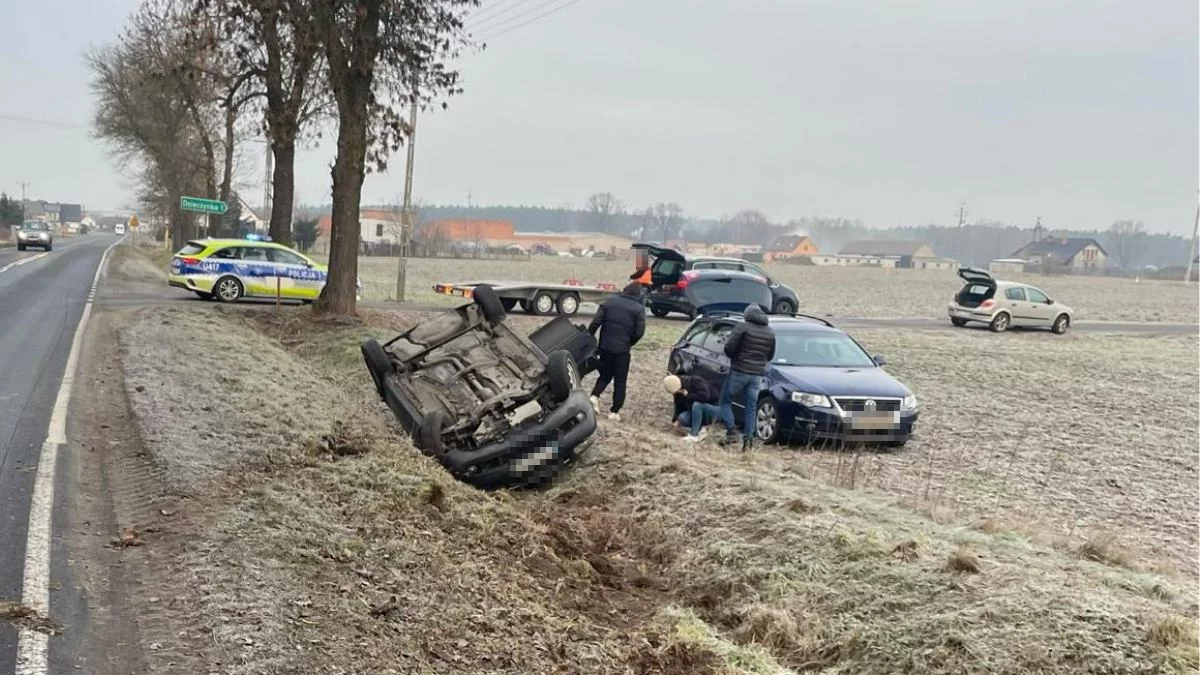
[346,255,1200,323]
[97,297,1198,674]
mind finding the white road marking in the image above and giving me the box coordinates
[15,239,121,675]
[0,253,49,275]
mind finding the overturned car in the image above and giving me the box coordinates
[361,284,600,489]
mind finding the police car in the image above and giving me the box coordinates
[168,235,359,303]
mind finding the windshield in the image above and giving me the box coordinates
[770,332,877,368]
[20,222,48,231]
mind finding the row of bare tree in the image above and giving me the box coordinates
[89,0,477,314]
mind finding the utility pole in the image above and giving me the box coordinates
[467,188,472,209]
[1033,216,1042,244]
[395,85,418,302]
[955,203,967,229]
[263,143,273,234]
[18,181,29,221]
[1185,190,1199,284]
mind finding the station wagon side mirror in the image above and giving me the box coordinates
[872,354,887,366]
[1044,297,1053,304]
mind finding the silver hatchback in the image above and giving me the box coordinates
[948,267,1073,334]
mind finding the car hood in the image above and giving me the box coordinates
[770,364,911,398]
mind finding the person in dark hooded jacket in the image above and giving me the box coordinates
[718,304,776,449]
[587,282,647,420]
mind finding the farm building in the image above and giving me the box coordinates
[833,240,948,269]
[1011,237,1107,270]
[313,209,408,254]
[763,234,819,262]
[989,258,1029,275]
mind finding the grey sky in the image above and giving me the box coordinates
[1,0,1196,234]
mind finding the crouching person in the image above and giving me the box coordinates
[663,374,720,442]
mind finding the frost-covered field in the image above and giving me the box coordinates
[349,255,1199,323]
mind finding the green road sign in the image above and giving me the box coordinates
[180,196,228,215]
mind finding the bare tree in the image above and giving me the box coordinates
[1107,219,1147,269]
[585,192,624,234]
[722,209,777,246]
[313,0,476,316]
[643,202,684,243]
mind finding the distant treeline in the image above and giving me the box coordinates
[293,203,1194,270]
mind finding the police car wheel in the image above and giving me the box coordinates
[194,291,214,301]
[214,276,243,302]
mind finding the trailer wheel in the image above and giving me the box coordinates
[531,291,556,316]
[501,298,517,311]
[556,292,580,316]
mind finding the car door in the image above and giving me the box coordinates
[1022,286,1055,326]
[236,245,274,296]
[697,321,736,392]
[267,247,320,299]
[671,320,713,376]
[1002,286,1030,325]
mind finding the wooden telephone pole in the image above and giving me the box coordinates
[395,86,418,302]
[1185,190,1199,284]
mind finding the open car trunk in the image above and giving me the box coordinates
[955,266,996,308]
[632,242,687,291]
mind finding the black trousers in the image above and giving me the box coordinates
[590,349,631,413]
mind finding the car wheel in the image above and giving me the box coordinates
[360,339,393,400]
[501,298,518,311]
[988,312,1010,333]
[472,283,506,322]
[45,245,52,252]
[546,350,579,403]
[416,409,449,457]
[950,317,968,327]
[531,291,555,316]
[17,244,25,251]
[556,292,580,316]
[650,304,670,318]
[885,439,908,449]
[755,397,781,444]
[194,291,214,301]
[1051,313,1070,335]
[772,299,795,315]
[214,276,244,302]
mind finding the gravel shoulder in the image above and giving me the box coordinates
[91,303,1198,673]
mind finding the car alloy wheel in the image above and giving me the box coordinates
[989,312,1009,333]
[773,300,794,315]
[216,277,243,302]
[1052,314,1069,334]
[755,398,778,443]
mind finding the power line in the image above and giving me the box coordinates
[0,113,89,130]
[467,0,529,26]
[469,0,553,34]
[475,0,586,42]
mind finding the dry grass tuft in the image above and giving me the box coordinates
[1078,531,1137,569]
[1147,615,1200,673]
[945,547,982,574]
[891,539,921,562]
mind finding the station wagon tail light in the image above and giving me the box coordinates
[180,257,201,265]
[675,270,700,290]
[979,299,995,309]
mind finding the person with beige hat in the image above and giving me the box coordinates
[663,373,720,442]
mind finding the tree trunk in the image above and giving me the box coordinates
[269,141,296,245]
[218,105,236,238]
[313,116,364,316]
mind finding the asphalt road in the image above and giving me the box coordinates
[0,234,120,675]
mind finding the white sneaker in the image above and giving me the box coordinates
[590,396,600,413]
[608,412,621,422]
[682,434,701,443]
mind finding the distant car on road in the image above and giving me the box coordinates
[949,267,1073,334]
[667,313,918,447]
[16,221,53,251]
[361,284,599,489]
[632,243,800,318]
[168,237,359,303]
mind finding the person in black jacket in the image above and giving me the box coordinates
[587,282,647,420]
[718,304,776,449]
[664,374,720,441]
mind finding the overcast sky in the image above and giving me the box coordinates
[1,0,1196,234]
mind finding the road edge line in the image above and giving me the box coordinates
[14,239,122,675]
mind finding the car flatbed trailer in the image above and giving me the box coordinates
[432,279,622,317]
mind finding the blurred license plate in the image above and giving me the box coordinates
[850,413,898,429]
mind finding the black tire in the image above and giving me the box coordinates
[772,299,795,315]
[988,312,1010,333]
[501,298,518,311]
[530,291,556,316]
[650,304,670,318]
[360,339,393,400]
[556,292,580,316]
[755,396,781,444]
[472,284,506,322]
[214,275,244,303]
[950,317,968,327]
[546,350,580,403]
[194,291,214,301]
[1051,313,1070,335]
[416,409,449,457]
[17,244,25,251]
[45,245,52,252]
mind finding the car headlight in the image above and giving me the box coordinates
[901,395,918,411]
[790,391,832,408]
